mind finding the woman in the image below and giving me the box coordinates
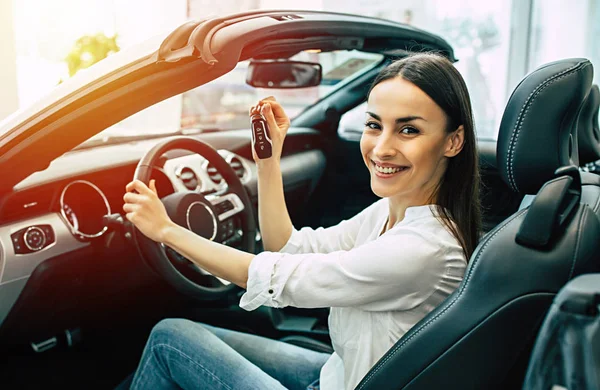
[123,52,481,390]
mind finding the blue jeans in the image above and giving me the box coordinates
[129,318,330,390]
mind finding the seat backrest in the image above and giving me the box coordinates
[356,58,596,390]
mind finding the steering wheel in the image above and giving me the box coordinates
[132,137,256,300]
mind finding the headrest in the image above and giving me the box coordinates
[497,58,593,194]
[578,84,600,165]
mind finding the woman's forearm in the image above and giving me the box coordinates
[256,160,293,252]
[161,222,254,289]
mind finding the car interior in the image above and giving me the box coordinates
[0,10,598,389]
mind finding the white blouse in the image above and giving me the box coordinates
[240,198,467,390]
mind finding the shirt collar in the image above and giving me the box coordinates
[403,204,438,222]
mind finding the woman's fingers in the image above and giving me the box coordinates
[149,179,157,195]
[122,203,138,213]
[260,98,283,116]
[261,103,280,138]
[125,180,153,196]
[123,192,145,204]
[123,180,158,214]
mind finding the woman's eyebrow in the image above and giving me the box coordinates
[366,111,426,123]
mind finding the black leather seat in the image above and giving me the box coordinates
[520,84,600,215]
[356,58,599,390]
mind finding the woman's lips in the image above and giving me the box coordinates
[371,160,410,178]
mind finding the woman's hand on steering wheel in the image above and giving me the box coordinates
[123,179,174,243]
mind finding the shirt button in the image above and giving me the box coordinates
[268,289,274,294]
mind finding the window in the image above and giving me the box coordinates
[529,0,600,87]
[81,50,382,147]
[327,0,513,140]
[180,50,382,131]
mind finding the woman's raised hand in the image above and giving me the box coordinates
[123,179,174,243]
[249,96,290,162]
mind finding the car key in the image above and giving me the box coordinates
[250,110,272,159]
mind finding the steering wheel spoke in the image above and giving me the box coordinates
[208,192,245,222]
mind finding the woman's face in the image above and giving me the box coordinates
[360,76,464,204]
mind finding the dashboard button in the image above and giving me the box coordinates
[11,232,25,254]
[40,225,55,244]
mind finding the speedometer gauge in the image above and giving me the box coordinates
[62,204,79,232]
[60,180,110,238]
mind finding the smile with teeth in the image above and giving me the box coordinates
[372,160,408,174]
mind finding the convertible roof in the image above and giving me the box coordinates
[156,10,455,64]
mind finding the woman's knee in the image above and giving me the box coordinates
[147,318,206,348]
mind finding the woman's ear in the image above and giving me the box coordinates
[444,125,465,158]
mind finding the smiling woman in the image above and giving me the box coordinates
[122,52,480,390]
[363,53,481,257]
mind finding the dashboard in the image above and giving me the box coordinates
[0,128,326,334]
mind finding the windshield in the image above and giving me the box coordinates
[82,50,383,146]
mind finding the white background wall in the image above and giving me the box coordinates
[0,0,18,121]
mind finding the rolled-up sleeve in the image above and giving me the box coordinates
[240,227,458,312]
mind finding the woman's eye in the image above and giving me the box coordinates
[364,121,381,130]
[400,126,419,135]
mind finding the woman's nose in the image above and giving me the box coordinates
[372,131,397,158]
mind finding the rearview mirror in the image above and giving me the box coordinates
[246,60,322,89]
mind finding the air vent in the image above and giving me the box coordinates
[175,166,200,190]
[206,163,223,184]
[228,156,246,180]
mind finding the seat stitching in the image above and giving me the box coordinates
[506,62,586,191]
[506,62,589,192]
[356,208,528,389]
[568,207,585,281]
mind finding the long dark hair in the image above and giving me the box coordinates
[368,53,481,260]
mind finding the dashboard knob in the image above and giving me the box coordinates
[24,226,47,251]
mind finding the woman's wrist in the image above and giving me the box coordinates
[256,157,281,172]
[159,220,180,246]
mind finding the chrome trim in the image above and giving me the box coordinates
[65,329,73,347]
[0,213,89,283]
[59,180,111,238]
[31,337,57,353]
[225,153,251,184]
[201,151,251,187]
[175,165,202,191]
[201,159,223,186]
[23,202,38,209]
[163,154,211,193]
[186,201,218,241]
[209,193,245,222]
[23,226,46,251]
